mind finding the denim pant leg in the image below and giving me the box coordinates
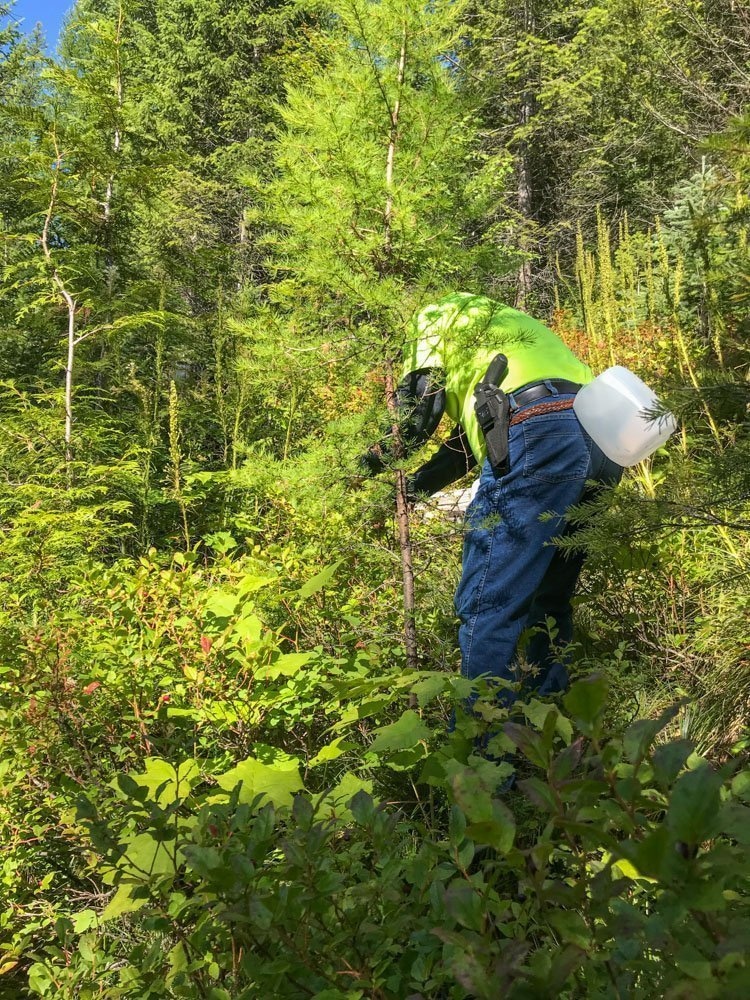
[524,447,623,694]
[523,526,586,696]
[454,403,615,703]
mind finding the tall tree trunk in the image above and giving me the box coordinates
[381,25,419,670]
[42,136,78,478]
[516,99,534,308]
[102,4,123,232]
[515,0,535,308]
[384,359,419,671]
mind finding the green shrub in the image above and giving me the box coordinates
[18,675,750,999]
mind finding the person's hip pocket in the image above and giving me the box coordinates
[522,419,591,483]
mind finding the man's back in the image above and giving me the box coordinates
[403,292,592,463]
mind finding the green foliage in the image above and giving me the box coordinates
[0,0,749,995]
[10,672,750,999]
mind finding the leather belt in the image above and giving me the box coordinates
[509,397,576,426]
[510,378,581,408]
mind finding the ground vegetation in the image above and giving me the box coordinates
[0,0,749,996]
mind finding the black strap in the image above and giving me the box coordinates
[510,379,581,409]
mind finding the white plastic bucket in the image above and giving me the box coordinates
[573,365,677,467]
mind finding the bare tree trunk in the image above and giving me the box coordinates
[383,28,406,257]
[515,0,535,308]
[516,108,533,308]
[381,26,419,670]
[41,136,78,477]
[384,359,419,670]
[63,294,76,468]
[103,4,123,232]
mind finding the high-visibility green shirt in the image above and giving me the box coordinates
[402,292,593,463]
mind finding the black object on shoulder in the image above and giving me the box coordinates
[474,353,511,477]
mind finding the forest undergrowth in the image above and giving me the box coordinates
[1,0,749,996]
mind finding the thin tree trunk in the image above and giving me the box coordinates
[515,0,535,308]
[384,359,419,670]
[41,135,78,477]
[516,114,533,307]
[63,297,76,468]
[383,28,406,256]
[381,25,418,670]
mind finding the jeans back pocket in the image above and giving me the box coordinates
[522,417,591,483]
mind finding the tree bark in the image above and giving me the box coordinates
[515,0,535,308]
[41,136,77,477]
[102,4,123,230]
[381,25,419,670]
[384,359,419,670]
[516,109,533,308]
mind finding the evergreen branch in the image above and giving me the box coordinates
[348,0,395,125]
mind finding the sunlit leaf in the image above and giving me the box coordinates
[369,710,430,753]
[215,756,303,808]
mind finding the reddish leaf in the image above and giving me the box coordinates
[200,635,213,654]
[82,682,101,696]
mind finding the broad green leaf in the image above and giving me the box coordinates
[610,856,657,884]
[522,698,556,732]
[251,744,301,767]
[332,695,394,730]
[410,673,448,708]
[122,758,199,807]
[316,771,374,821]
[78,933,96,963]
[518,777,558,812]
[237,572,276,595]
[623,704,680,764]
[731,770,750,802]
[448,804,466,847]
[503,722,549,768]
[548,910,590,948]
[667,764,723,846]
[166,942,188,987]
[620,824,671,880]
[180,845,223,875]
[101,884,148,922]
[119,832,178,879]
[383,744,429,771]
[204,589,239,619]
[349,789,376,825]
[447,761,516,853]
[232,612,264,644]
[297,560,342,598]
[674,949,713,981]
[309,736,355,767]
[718,802,750,845]
[444,880,484,931]
[464,810,516,854]
[652,739,693,787]
[255,651,314,681]
[203,531,237,553]
[72,909,98,934]
[563,674,608,734]
[369,710,430,753]
[555,713,574,745]
[27,963,53,995]
[215,756,303,808]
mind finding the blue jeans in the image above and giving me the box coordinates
[454,394,622,704]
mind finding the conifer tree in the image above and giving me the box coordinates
[255,0,498,665]
[462,0,743,304]
[0,0,176,571]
